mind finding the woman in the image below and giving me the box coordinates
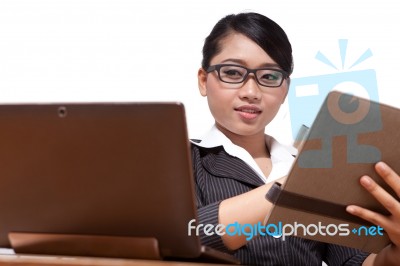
[191,12,400,265]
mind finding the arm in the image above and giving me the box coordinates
[345,162,400,266]
[191,142,287,251]
[219,176,286,250]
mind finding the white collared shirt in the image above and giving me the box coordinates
[191,125,296,184]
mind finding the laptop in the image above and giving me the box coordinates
[0,102,239,264]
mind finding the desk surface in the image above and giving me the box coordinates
[0,255,228,266]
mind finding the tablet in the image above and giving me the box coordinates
[266,90,399,253]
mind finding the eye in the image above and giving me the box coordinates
[222,69,244,78]
[224,69,242,76]
[258,70,282,82]
[261,73,279,81]
[219,66,246,81]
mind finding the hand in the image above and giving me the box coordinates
[346,161,400,264]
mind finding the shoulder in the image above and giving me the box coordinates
[190,140,225,159]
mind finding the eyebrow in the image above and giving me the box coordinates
[220,58,281,69]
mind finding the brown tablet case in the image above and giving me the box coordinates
[265,90,399,253]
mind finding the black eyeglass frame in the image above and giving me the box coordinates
[206,64,289,88]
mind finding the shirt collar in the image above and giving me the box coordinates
[191,125,296,183]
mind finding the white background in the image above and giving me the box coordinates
[1,0,399,144]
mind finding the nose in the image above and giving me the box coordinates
[238,74,262,101]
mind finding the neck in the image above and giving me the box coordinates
[216,124,269,159]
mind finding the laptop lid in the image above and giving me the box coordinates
[0,102,212,260]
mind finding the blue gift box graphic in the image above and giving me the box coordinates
[287,40,382,167]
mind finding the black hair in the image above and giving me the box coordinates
[201,12,293,76]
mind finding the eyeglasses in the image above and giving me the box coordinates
[206,64,288,88]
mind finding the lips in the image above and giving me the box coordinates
[235,105,262,113]
[234,105,262,120]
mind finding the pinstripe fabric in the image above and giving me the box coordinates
[191,143,370,266]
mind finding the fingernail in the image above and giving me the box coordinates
[376,162,387,172]
[346,206,355,214]
[361,176,372,187]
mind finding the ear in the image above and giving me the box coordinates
[198,68,208,97]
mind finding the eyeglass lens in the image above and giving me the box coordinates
[218,65,283,87]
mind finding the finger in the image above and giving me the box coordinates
[359,175,400,217]
[346,205,388,227]
[375,162,400,198]
[347,204,400,247]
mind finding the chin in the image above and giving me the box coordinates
[217,121,265,137]
[233,127,265,137]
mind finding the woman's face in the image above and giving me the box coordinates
[198,33,289,138]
